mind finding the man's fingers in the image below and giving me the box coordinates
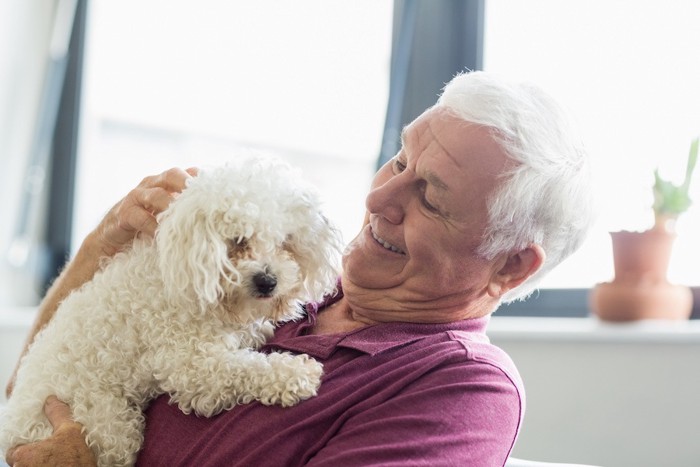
[44,396,73,430]
[141,167,194,194]
[134,186,178,216]
[127,167,197,224]
[5,444,20,464]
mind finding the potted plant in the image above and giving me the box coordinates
[590,137,698,321]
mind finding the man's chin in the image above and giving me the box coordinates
[340,265,403,293]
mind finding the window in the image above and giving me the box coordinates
[73,0,393,252]
[484,0,700,291]
[6,1,697,315]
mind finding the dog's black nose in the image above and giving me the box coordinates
[253,272,277,296]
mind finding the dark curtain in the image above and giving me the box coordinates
[377,0,485,169]
[44,0,87,292]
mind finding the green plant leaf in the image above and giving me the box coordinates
[682,137,698,191]
[652,137,698,218]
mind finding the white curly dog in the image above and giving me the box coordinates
[0,156,343,466]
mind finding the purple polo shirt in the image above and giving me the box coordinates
[137,292,524,466]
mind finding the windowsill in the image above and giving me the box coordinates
[3,308,700,343]
[488,315,700,343]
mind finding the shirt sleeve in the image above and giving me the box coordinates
[305,359,523,467]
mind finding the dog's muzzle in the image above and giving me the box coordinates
[253,272,277,297]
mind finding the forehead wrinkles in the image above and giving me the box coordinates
[403,118,444,164]
[426,114,468,170]
[424,124,456,193]
[404,119,454,196]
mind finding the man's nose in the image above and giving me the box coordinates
[365,171,410,225]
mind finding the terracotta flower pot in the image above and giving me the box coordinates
[589,229,692,321]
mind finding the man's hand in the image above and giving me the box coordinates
[94,167,198,257]
[5,397,96,467]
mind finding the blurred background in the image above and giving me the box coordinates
[1,2,700,466]
[1,0,699,307]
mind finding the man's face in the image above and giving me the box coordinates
[342,107,509,320]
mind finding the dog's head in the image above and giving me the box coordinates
[155,156,343,323]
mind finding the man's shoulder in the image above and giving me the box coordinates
[443,329,524,390]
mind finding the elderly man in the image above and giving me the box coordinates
[5,71,594,466]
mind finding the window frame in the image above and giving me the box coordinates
[45,0,697,319]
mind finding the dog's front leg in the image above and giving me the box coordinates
[255,351,324,407]
[163,348,323,417]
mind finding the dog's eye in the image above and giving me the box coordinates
[227,237,249,250]
[282,234,295,249]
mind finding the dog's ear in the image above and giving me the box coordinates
[156,183,234,311]
[287,212,343,302]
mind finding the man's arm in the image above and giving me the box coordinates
[3,168,196,467]
[5,167,196,398]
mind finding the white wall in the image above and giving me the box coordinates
[488,317,700,467]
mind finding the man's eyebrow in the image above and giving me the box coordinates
[425,170,449,192]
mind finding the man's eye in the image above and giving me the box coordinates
[422,197,440,213]
[420,186,442,215]
[392,158,407,174]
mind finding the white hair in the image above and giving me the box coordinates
[437,71,595,302]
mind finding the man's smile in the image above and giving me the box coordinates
[371,229,406,255]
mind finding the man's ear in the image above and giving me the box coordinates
[487,245,546,298]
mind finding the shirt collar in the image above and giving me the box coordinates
[333,316,490,356]
[266,282,490,358]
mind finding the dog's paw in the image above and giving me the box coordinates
[258,352,323,407]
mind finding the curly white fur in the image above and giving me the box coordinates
[0,156,342,466]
